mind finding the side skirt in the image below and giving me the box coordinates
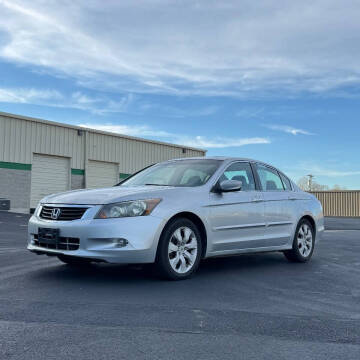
[206,244,292,258]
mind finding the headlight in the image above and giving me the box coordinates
[34,203,42,217]
[95,199,162,219]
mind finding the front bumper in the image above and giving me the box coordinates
[27,206,167,264]
[316,214,325,243]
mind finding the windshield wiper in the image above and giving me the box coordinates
[145,183,172,186]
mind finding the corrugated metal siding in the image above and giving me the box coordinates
[310,191,360,217]
[86,131,200,173]
[0,113,205,174]
[0,115,84,168]
[87,160,119,189]
[30,154,70,208]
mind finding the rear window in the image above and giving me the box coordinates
[256,164,284,191]
[280,174,292,191]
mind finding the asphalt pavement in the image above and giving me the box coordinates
[0,212,359,359]
[325,216,360,230]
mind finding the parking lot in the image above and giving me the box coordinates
[0,212,359,360]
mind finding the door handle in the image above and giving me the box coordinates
[288,196,296,201]
[252,197,263,203]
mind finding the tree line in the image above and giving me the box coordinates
[296,177,347,191]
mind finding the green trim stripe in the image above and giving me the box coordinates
[0,161,31,171]
[0,163,131,180]
[71,168,85,175]
[119,173,131,179]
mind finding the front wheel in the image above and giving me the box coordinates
[156,218,202,280]
[283,219,315,263]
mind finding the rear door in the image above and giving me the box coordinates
[254,164,295,246]
[208,161,265,253]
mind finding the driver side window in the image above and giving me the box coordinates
[220,162,256,191]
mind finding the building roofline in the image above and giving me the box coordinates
[0,111,207,154]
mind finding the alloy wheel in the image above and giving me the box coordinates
[168,226,198,274]
[297,223,313,257]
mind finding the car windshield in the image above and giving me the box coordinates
[120,159,222,187]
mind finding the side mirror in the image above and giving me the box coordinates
[216,179,242,193]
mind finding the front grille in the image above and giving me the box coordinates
[40,206,88,221]
[33,234,80,251]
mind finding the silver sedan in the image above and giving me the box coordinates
[28,157,324,280]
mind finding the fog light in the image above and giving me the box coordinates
[113,238,128,248]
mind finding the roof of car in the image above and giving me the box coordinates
[166,156,284,172]
[164,156,298,189]
[168,156,260,163]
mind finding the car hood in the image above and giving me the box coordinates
[41,186,176,205]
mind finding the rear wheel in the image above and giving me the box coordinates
[57,254,92,266]
[283,219,315,263]
[156,218,202,280]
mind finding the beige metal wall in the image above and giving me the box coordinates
[310,191,360,217]
[86,130,203,174]
[0,112,206,173]
[0,114,85,169]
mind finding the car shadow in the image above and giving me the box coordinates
[30,251,300,286]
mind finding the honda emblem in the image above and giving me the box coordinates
[51,208,61,220]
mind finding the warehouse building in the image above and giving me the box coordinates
[0,111,206,212]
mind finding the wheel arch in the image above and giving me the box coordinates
[158,211,208,258]
[298,214,316,237]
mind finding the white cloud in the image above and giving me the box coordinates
[0,87,62,103]
[0,0,360,96]
[0,85,220,117]
[176,136,270,149]
[79,123,172,138]
[79,122,270,149]
[236,108,264,119]
[301,165,360,178]
[0,86,133,114]
[138,103,219,118]
[286,162,360,180]
[264,124,313,135]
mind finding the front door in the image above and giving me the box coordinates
[208,162,265,253]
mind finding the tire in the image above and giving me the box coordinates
[57,254,92,266]
[283,219,315,263]
[156,218,202,280]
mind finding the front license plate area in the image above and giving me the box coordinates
[38,228,60,245]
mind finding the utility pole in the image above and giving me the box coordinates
[307,174,314,191]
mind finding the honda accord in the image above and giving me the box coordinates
[28,157,324,280]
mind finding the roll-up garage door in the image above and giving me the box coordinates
[30,154,70,208]
[87,160,119,189]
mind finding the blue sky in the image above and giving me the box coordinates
[0,0,359,188]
